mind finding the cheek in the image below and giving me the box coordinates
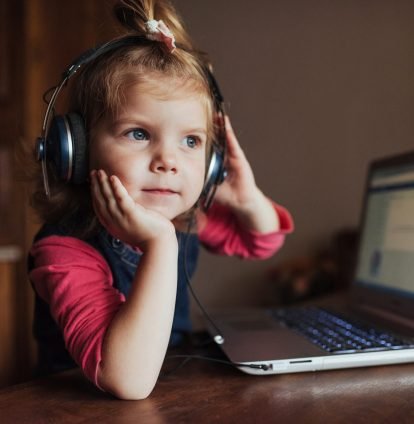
[88,144,102,170]
[90,145,142,181]
[107,163,144,192]
[88,131,108,169]
[189,160,206,194]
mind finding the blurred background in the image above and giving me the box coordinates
[1,0,414,387]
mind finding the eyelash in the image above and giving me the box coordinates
[125,128,149,142]
[183,135,202,149]
[124,128,203,149]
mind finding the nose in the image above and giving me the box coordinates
[150,144,178,174]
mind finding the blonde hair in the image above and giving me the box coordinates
[31,0,217,237]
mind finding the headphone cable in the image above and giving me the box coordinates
[161,354,270,378]
[183,212,225,345]
[164,211,273,376]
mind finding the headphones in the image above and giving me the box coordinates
[36,36,227,210]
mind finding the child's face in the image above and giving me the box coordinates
[90,80,208,220]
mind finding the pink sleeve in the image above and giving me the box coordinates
[29,235,125,389]
[199,202,294,259]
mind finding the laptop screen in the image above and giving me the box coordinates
[355,160,414,298]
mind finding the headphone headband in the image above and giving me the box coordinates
[64,36,150,80]
[42,37,150,136]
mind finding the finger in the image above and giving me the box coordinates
[97,170,121,216]
[90,170,108,215]
[109,175,138,216]
[90,170,116,228]
[224,116,245,159]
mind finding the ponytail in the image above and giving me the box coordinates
[113,0,194,50]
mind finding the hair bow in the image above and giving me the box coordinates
[145,19,176,53]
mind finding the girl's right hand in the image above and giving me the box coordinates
[90,169,176,249]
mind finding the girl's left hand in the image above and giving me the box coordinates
[212,116,279,233]
[213,116,256,209]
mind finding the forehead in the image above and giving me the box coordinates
[126,75,207,102]
[117,76,210,120]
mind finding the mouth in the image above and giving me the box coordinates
[142,188,178,195]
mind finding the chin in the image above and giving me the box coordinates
[136,193,200,222]
[149,207,177,220]
[146,204,186,221]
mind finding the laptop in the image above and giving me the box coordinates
[206,150,414,375]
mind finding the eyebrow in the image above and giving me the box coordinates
[107,117,208,137]
[109,117,148,127]
[186,127,207,135]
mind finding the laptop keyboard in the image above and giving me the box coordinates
[271,306,414,354]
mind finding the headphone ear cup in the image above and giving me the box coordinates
[46,112,87,184]
[46,115,72,182]
[66,112,88,184]
[201,146,226,210]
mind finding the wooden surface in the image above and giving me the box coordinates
[2,350,414,423]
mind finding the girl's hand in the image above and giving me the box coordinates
[90,170,176,249]
[212,116,280,233]
[213,116,257,210]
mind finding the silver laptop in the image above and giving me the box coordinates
[207,150,414,375]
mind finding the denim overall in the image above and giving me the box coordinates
[29,221,199,376]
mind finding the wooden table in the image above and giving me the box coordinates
[2,347,414,423]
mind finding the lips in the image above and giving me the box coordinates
[142,188,178,195]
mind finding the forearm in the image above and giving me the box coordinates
[97,235,178,400]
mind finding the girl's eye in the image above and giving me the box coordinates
[126,128,149,141]
[183,136,199,149]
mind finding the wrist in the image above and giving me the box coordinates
[233,189,279,233]
[139,226,178,253]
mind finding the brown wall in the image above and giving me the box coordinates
[1,0,414,383]
[172,0,414,323]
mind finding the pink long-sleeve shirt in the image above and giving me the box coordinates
[29,203,293,387]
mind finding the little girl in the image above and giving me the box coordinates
[29,0,293,399]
